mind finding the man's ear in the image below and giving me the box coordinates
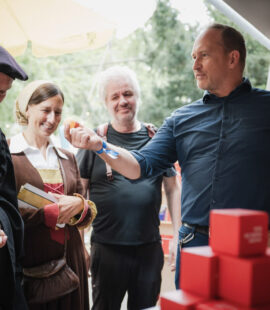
[229,50,240,69]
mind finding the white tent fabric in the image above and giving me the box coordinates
[0,0,116,57]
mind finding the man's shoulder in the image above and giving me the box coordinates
[169,98,204,119]
[251,87,270,100]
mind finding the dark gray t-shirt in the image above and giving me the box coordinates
[76,123,176,245]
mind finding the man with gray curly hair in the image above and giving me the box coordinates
[76,65,181,309]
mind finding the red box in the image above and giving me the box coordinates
[218,254,270,307]
[160,290,206,309]
[161,234,173,256]
[180,246,219,298]
[196,300,270,309]
[210,209,268,257]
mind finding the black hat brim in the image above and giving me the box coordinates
[0,46,28,81]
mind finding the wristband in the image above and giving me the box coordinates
[95,140,119,159]
[96,141,106,154]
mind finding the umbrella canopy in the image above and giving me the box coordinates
[0,0,115,57]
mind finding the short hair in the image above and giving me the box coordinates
[28,83,64,106]
[98,66,141,104]
[207,23,246,71]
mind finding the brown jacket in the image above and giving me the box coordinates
[9,145,90,310]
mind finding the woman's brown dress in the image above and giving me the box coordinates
[10,147,91,310]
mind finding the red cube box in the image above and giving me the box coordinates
[210,209,268,257]
[161,234,173,256]
[196,300,270,309]
[218,254,270,307]
[180,246,219,298]
[160,290,206,310]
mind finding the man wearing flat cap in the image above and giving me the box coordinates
[0,46,28,310]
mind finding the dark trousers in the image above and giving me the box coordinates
[175,225,209,289]
[90,241,164,310]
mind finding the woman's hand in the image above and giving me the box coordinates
[50,193,84,224]
[0,229,8,248]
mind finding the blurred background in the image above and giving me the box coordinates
[1,0,269,144]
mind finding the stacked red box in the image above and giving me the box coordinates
[159,209,270,310]
[218,254,270,306]
[180,246,219,299]
[210,209,270,307]
[160,290,206,309]
[210,209,268,257]
[196,300,270,310]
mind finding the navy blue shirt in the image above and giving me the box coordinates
[132,78,270,226]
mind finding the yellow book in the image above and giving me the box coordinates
[18,183,57,208]
[18,183,65,228]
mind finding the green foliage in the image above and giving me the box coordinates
[137,0,202,125]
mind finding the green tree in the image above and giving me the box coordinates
[134,0,203,126]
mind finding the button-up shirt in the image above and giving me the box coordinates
[132,78,270,226]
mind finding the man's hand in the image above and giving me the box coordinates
[64,123,103,151]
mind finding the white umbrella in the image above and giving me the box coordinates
[0,0,115,57]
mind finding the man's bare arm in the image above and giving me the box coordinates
[65,125,141,179]
[163,174,181,271]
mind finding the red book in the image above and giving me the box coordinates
[210,209,268,257]
[180,246,219,299]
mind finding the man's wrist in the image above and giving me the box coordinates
[96,140,106,154]
[95,140,119,159]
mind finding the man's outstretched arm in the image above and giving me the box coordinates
[64,124,141,179]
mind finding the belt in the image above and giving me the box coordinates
[182,222,209,236]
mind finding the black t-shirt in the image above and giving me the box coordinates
[76,123,175,245]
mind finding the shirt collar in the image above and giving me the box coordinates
[9,132,68,160]
[203,77,252,103]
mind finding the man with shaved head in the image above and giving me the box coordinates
[65,24,270,289]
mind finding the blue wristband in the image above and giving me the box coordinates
[96,141,106,154]
[96,140,119,159]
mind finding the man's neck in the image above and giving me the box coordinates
[111,119,141,133]
[210,77,243,98]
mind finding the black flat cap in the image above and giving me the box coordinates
[0,46,28,81]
